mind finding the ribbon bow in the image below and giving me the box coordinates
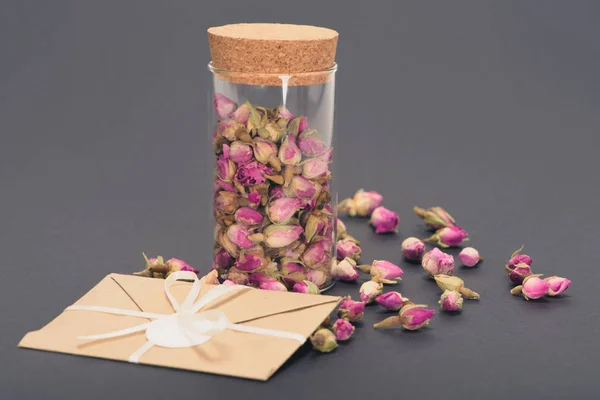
[66,271,306,363]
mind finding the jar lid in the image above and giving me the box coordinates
[208,23,338,86]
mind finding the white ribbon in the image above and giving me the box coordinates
[65,271,306,363]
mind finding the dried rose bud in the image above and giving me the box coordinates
[369,206,399,234]
[267,197,304,224]
[506,245,533,271]
[332,318,355,341]
[222,279,236,286]
[229,141,253,164]
[216,149,237,183]
[199,270,220,285]
[234,161,273,186]
[231,102,251,124]
[259,279,288,292]
[286,116,308,137]
[375,291,408,311]
[307,269,328,288]
[166,258,199,274]
[310,328,338,353]
[544,276,571,296]
[280,258,305,285]
[439,290,463,311]
[212,248,233,270]
[413,206,456,230]
[507,262,533,284]
[401,237,426,261]
[217,119,245,141]
[373,303,435,331]
[257,224,303,248]
[268,186,285,201]
[339,189,383,217]
[214,191,238,214]
[304,213,328,244]
[424,225,469,248]
[338,297,365,322]
[298,129,327,157]
[252,137,280,168]
[510,275,550,300]
[226,224,255,249]
[360,280,383,304]
[422,248,455,277]
[302,240,331,269]
[302,157,330,180]
[226,268,249,285]
[284,175,319,200]
[459,247,483,267]
[332,257,360,281]
[215,178,236,193]
[434,275,480,299]
[234,246,265,272]
[358,260,404,283]
[234,207,264,226]
[278,133,302,165]
[276,106,295,120]
[336,239,362,262]
[293,280,320,294]
[213,93,236,119]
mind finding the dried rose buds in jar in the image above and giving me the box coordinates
[413,206,456,230]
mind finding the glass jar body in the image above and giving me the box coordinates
[209,64,337,292]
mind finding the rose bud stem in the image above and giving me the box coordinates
[510,286,523,295]
[373,315,401,329]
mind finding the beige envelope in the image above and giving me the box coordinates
[19,273,341,381]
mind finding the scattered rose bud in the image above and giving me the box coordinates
[422,248,455,277]
[369,206,399,234]
[360,280,384,304]
[336,239,362,262]
[166,258,199,274]
[375,291,408,311]
[510,274,550,300]
[307,269,329,288]
[332,257,360,281]
[459,247,483,267]
[267,197,305,224]
[298,129,327,157]
[506,245,533,271]
[507,262,533,285]
[293,280,320,294]
[424,225,469,248]
[302,240,331,269]
[255,224,303,248]
[332,318,355,341]
[226,224,254,249]
[358,260,403,283]
[373,303,435,331]
[338,297,366,322]
[310,328,338,353]
[259,279,288,292]
[413,206,456,230]
[234,207,264,226]
[212,248,233,270]
[199,270,219,285]
[434,275,480,299]
[544,276,571,296]
[439,290,463,311]
[401,237,426,261]
[339,189,383,217]
[213,93,236,119]
[229,141,253,164]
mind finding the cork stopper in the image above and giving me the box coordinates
[208,23,338,86]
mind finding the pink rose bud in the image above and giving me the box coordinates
[226,224,254,249]
[401,237,426,261]
[287,176,321,201]
[216,150,237,183]
[332,257,360,281]
[360,280,384,304]
[339,189,383,217]
[267,197,305,224]
[511,275,550,300]
[229,141,253,164]
[434,275,480,299]
[292,280,320,294]
[424,225,469,248]
[375,291,408,311]
[439,290,463,311]
[302,240,331,269]
[371,260,404,281]
[234,161,273,186]
[259,279,288,292]
[252,137,279,164]
[302,158,330,180]
[421,248,455,277]
[214,191,238,214]
[307,269,329,288]
[507,262,533,284]
[332,318,355,341]
[459,247,483,267]
[268,186,285,201]
[222,279,236,286]
[544,276,571,296]
[369,206,399,234]
[217,119,245,141]
[231,102,251,124]
[234,246,265,272]
[213,93,236,119]
[400,304,435,330]
[234,206,264,226]
[276,106,295,120]
[259,224,303,248]
[298,129,327,157]
[212,248,233,270]
[303,213,328,244]
[338,297,366,322]
[215,178,236,193]
[280,258,305,285]
[167,258,199,274]
[226,268,249,285]
[278,133,302,165]
[336,239,362,261]
[298,116,308,134]
[413,206,456,230]
[310,328,338,353]
[506,245,533,271]
[199,270,219,285]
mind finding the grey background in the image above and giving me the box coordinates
[2,1,599,399]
